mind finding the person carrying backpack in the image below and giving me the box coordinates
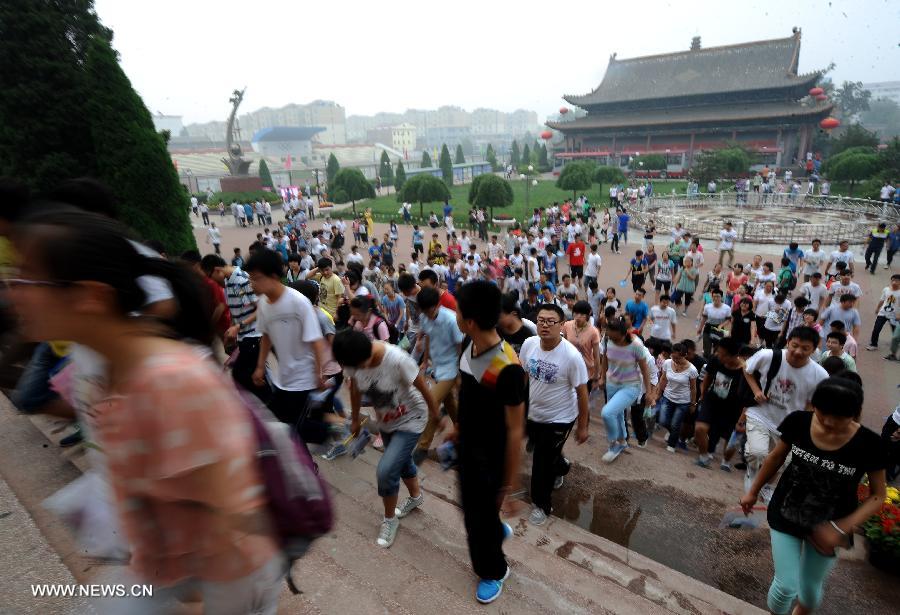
[777,257,797,293]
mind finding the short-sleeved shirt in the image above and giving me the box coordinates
[255,287,323,391]
[719,229,737,250]
[702,356,744,408]
[345,344,427,433]
[95,350,278,585]
[802,249,826,276]
[458,340,526,453]
[566,242,586,266]
[520,337,588,424]
[877,286,900,321]
[661,359,698,404]
[768,411,888,538]
[625,300,649,328]
[562,321,601,374]
[820,305,860,332]
[316,273,345,318]
[225,268,260,340]
[603,338,646,386]
[744,350,828,432]
[649,305,677,340]
[420,306,464,380]
[828,250,854,275]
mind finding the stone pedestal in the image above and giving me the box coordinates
[219,176,263,192]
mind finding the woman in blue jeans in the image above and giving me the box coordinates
[655,342,699,452]
[741,377,887,615]
[599,318,656,463]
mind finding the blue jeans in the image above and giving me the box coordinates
[657,396,691,447]
[601,382,641,443]
[768,529,838,614]
[11,343,64,413]
[376,429,421,497]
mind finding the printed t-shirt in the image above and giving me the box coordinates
[649,305,677,340]
[603,338,646,386]
[520,337,588,424]
[345,344,427,433]
[768,411,887,538]
[744,350,828,432]
[316,273,345,318]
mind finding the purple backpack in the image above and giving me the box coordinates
[239,390,334,593]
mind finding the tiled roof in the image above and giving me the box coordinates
[546,101,834,131]
[565,33,821,106]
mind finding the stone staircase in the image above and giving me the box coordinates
[0,398,764,614]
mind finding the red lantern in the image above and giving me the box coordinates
[815,93,828,101]
[559,107,569,115]
[541,130,553,140]
[809,87,824,96]
[820,117,841,130]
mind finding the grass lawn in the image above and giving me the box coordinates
[328,178,691,224]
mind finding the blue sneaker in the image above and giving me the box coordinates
[502,522,513,541]
[475,567,510,604]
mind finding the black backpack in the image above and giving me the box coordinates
[737,349,783,409]
[372,315,401,345]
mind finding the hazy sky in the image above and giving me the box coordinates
[94,0,899,125]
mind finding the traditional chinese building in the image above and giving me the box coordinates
[547,30,833,174]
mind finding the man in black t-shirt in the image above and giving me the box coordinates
[694,337,745,470]
[452,281,527,605]
[498,292,537,354]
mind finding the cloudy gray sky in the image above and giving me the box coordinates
[94,0,898,125]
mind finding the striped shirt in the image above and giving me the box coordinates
[225,268,260,340]
[603,338,645,386]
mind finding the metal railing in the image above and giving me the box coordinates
[622,194,899,246]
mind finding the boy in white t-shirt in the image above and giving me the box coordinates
[741,326,828,502]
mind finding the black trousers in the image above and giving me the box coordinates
[459,437,508,581]
[527,419,574,514]
[870,315,896,346]
[630,394,650,443]
[864,244,883,272]
[232,336,271,403]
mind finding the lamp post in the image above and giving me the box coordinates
[314,168,321,205]
[521,164,536,222]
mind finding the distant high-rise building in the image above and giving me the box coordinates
[151,113,184,136]
[862,81,900,107]
[185,100,346,145]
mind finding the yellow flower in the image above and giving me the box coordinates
[886,486,900,504]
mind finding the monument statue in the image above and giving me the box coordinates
[222,87,251,176]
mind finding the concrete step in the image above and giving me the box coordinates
[317,445,764,614]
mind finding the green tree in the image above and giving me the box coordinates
[326,153,340,185]
[394,159,407,192]
[510,140,520,167]
[823,147,879,195]
[455,144,465,164]
[397,173,451,219]
[439,143,453,186]
[332,167,376,213]
[421,150,433,168]
[829,123,879,157]
[538,143,550,172]
[629,154,666,171]
[82,36,194,253]
[485,144,498,171]
[834,81,872,118]
[469,174,513,220]
[876,137,900,179]
[379,150,394,186]
[594,166,626,194]
[691,147,750,184]
[258,158,274,188]
[520,144,531,172]
[555,161,595,201]
[0,0,108,189]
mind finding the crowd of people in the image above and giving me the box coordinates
[2,176,899,613]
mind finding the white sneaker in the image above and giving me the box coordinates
[528,507,548,526]
[395,494,424,518]
[553,475,564,490]
[376,517,400,548]
[666,446,676,453]
[759,484,775,506]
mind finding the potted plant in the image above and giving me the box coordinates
[859,484,900,574]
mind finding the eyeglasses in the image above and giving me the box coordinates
[2,278,72,290]
[536,318,560,327]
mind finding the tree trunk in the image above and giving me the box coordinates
[352,199,356,214]
[420,201,424,220]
